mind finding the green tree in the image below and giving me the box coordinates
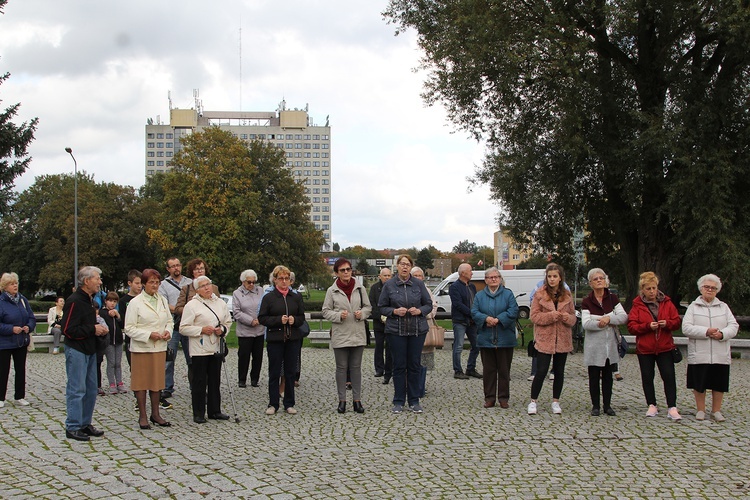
[146,127,326,292]
[452,240,478,254]
[355,259,370,276]
[332,242,340,253]
[516,254,550,270]
[415,247,434,273]
[0,17,38,215]
[0,173,158,295]
[385,1,750,307]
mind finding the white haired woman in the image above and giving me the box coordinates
[682,274,739,422]
[0,272,35,407]
[180,276,233,423]
[581,268,628,416]
[233,269,265,388]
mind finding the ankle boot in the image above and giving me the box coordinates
[337,401,346,414]
[353,401,365,414]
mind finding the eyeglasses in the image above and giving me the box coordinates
[245,280,256,284]
[276,276,290,281]
[168,263,181,268]
[486,275,501,280]
[338,267,352,273]
[398,262,412,267]
[702,285,718,291]
[590,277,606,282]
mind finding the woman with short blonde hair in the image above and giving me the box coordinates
[0,272,35,407]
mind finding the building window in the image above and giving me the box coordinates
[157,133,164,139]
[295,143,302,149]
[313,215,320,221]
[157,160,164,166]
[166,152,173,157]
[286,152,293,158]
[315,224,320,230]
[323,162,329,167]
[322,188,329,194]
[304,143,311,149]
[313,188,320,194]
[313,179,320,185]
[512,254,520,260]
[313,144,320,149]
[157,151,164,157]
[295,134,302,139]
[322,153,329,158]
[166,142,173,148]
[286,143,293,149]
[304,188,311,194]
[313,206,320,212]
[313,161,320,167]
[147,161,154,166]
[147,169,155,175]
[322,224,329,230]
[313,170,319,176]
[324,233,330,239]
[156,142,163,148]
[147,152,155,157]
[249,134,257,139]
[240,134,248,139]
[313,197,320,203]
[322,179,329,185]
[295,161,302,167]
[148,142,155,148]
[305,153,311,158]
[322,206,329,212]
[322,135,329,140]
[313,153,320,158]
[147,133,155,139]
[313,134,320,140]
[322,197,329,203]
[258,134,266,139]
[304,134,311,140]
[304,170,311,176]
[322,170,329,176]
[166,133,173,139]
[322,215,329,221]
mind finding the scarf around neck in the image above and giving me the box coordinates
[336,278,355,301]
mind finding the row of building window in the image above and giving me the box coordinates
[147,151,174,157]
[285,152,330,159]
[312,215,330,221]
[147,133,174,139]
[146,161,166,167]
[293,169,329,176]
[147,142,174,149]
[239,133,329,141]
[310,197,330,203]
[312,206,329,212]
[314,224,330,230]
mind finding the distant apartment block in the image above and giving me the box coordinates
[145,98,332,250]
[494,229,535,270]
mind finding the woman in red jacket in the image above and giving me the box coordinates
[627,272,682,420]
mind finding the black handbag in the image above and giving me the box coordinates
[357,288,371,345]
[671,346,683,363]
[616,330,628,358]
[166,346,177,362]
[527,339,538,358]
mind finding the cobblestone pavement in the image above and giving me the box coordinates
[1,347,750,499]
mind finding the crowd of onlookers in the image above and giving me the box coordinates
[0,255,740,441]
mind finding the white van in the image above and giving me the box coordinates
[432,269,545,318]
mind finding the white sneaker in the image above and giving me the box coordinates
[551,402,562,414]
[265,406,276,415]
[527,401,537,415]
[14,399,30,407]
[526,375,534,381]
[712,411,725,422]
[548,373,555,380]
[0,400,4,408]
[645,405,658,417]
[285,407,297,415]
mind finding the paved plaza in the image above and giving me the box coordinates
[1,346,750,499]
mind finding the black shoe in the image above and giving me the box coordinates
[250,380,259,387]
[150,416,171,427]
[193,416,207,424]
[591,407,601,416]
[66,429,90,441]
[604,407,617,416]
[466,369,483,379]
[209,413,230,420]
[238,381,247,388]
[337,401,346,414]
[374,371,384,377]
[160,391,172,399]
[81,424,104,437]
[139,422,152,430]
[454,372,469,380]
[159,398,173,410]
[353,401,365,414]
[382,375,391,385]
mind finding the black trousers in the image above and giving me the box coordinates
[373,327,392,376]
[531,352,568,400]
[0,346,27,401]
[237,336,264,384]
[588,359,613,409]
[191,355,222,418]
[637,351,677,408]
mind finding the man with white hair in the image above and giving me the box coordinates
[63,266,109,441]
[450,263,482,379]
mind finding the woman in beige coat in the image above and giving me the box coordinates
[124,269,173,430]
[528,263,576,416]
[322,258,372,414]
[180,276,233,423]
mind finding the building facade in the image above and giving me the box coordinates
[145,100,332,249]
[494,229,535,270]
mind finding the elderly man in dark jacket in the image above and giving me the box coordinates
[369,267,393,383]
[63,266,109,441]
[450,263,482,379]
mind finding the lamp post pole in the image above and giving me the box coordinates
[65,147,78,288]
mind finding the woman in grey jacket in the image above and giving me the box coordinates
[682,274,739,422]
[232,270,265,388]
[322,258,372,414]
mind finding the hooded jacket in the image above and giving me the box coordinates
[682,296,739,365]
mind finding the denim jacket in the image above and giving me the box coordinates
[378,276,433,336]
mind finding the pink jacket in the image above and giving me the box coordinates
[530,290,576,354]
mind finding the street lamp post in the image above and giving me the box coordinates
[65,147,78,288]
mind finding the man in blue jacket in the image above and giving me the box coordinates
[450,263,482,379]
[63,266,109,441]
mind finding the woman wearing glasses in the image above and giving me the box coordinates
[581,268,627,416]
[232,270,265,388]
[259,265,306,415]
[378,254,434,414]
[682,274,739,422]
[322,258,372,414]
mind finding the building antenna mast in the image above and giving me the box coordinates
[239,21,242,111]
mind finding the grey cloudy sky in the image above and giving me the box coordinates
[0,0,500,252]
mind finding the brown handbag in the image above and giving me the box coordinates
[424,318,445,348]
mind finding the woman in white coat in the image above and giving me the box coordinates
[322,258,372,414]
[682,274,739,422]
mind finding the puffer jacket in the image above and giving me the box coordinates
[322,280,372,349]
[682,296,739,365]
[471,285,518,349]
[627,292,681,355]
[529,289,576,354]
[0,292,34,351]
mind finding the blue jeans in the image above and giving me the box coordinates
[65,347,98,431]
[389,333,426,407]
[164,329,191,395]
[452,322,479,373]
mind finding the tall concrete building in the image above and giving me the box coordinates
[145,98,332,250]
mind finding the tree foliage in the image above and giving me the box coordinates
[452,239,478,254]
[415,247,435,272]
[385,0,750,309]
[145,127,326,292]
[0,173,158,295]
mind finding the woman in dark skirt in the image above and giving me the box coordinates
[682,274,739,422]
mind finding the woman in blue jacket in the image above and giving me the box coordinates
[471,267,519,409]
[0,272,36,408]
